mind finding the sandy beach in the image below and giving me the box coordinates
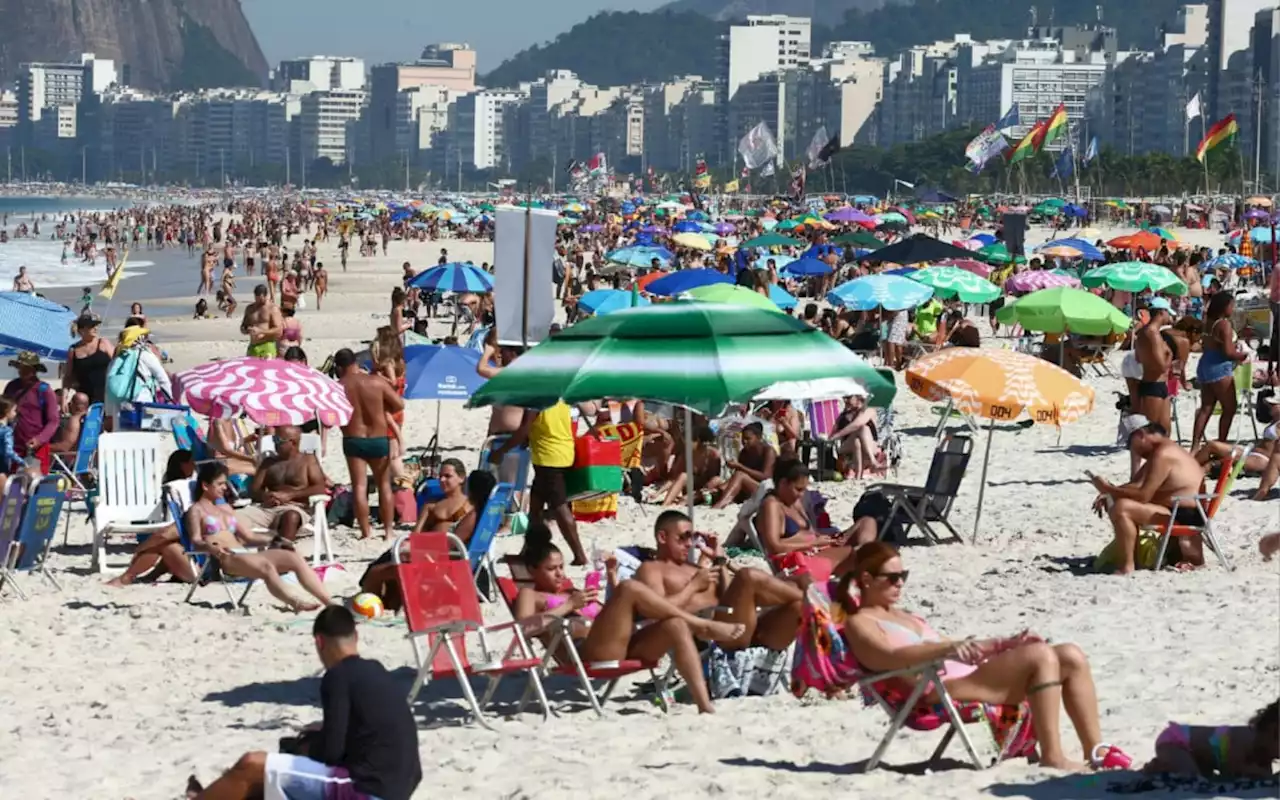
[0,221,1276,800]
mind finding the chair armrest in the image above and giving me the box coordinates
[855,659,948,685]
[1170,494,1214,504]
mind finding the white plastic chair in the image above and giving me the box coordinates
[92,432,172,573]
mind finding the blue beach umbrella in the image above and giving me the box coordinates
[645,268,733,296]
[607,246,671,268]
[579,289,651,316]
[1037,237,1104,262]
[403,345,486,400]
[827,274,934,311]
[0,292,77,359]
[407,263,494,293]
[883,266,919,277]
[1202,253,1258,271]
[672,220,701,233]
[782,258,834,277]
[768,284,798,310]
[1249,227,1276,243]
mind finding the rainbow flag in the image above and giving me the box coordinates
[1196,114,1238,162]
[1041,104,1069,148]
[1006,119,1047,165]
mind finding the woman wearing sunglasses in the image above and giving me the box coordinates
[840,542,1125,771]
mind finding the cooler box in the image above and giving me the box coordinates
[118,402,190,432]
[565,434,623,502]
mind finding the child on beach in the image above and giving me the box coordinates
[0,398,22,493]
[1144,700,1279,778]
[79,287,93,315]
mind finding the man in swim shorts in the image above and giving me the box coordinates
[237,426,328,541]
[241,284,282,358]
[336,349,402,540]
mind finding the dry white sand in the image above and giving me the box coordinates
[0,223,1276,800]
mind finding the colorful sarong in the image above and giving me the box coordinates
[572,422,643,522]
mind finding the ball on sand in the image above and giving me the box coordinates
[350,592,385,619]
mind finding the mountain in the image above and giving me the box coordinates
[0,0,268,90]
[484,0,1184,88]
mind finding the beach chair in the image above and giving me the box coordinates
[0,476,31,593]
[0,476,68,599]
[1147,445,1245,571]
[397,551,551,730]
[164,479,258,611]
[477,435,532,509]
[91,432,173,573]
[465,483,513,602]
[53,402,104,543]
[802,398,841,478]
[867,433,973,546]
[171,414,216,463]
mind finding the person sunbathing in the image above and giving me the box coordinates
[413,458,470,534]
[240,426,327,542]
[188,461,332,612]
[1253,435,1280,501]
[106,450,200,588]
[1091,420,1209,574]
[832,394,885,480]
[658,424,723,507]
[1192,425,1276,484]
[207,417,256,476]
[755,458,877,576]
[453,470,497,544]
[710,422,774,509]
[1143,699,1278,778]
[636,509,803,651]
[511,521,744,714]
[841,542,1125,772]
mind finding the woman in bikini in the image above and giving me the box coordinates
[511,521,745,714]
[755,458,877,576]
[413,459,470,534]
[106,451,200,588]
[187,462,332,612]
[841,542,1125,771]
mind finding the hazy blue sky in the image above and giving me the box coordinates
[241,0,670,72]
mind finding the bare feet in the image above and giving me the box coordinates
[290,599,322,613]
[105,576,128,588]
[698,619,747,645]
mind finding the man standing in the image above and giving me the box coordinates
[1091,419,1207,574]
[335,349,402,540]
[1133,297,1174,433]
[2,352,59,473]
[188,606,421,800]
[240,284,282,358]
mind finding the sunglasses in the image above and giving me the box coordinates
[673,531,695,543]
[875,570,910,585]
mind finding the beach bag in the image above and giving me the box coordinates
[1094,531,1167,572]
[771,551,834,583]
[854,489,907,545]
[704,643,790,699]
[105,347,144,405]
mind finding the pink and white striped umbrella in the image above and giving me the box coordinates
[1004,270,1081,295]
[175,357,353,427]
[936,258,991,278]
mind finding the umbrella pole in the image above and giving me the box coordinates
[972,417,996,543]
[434,400,442,445]
[684,406,695,524]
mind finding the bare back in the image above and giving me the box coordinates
[1143,440,1205,507]
[340,372,401,437]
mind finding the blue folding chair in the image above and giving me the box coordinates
[477,437,531,511]
[465,483,513,602]
[165,479,257,612]
[0,476,68,599]
[56,402,104,543]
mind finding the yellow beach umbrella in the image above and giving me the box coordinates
[906,348,1095,539]
[672,232,713,251]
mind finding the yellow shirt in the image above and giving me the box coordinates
[529,401,575,467]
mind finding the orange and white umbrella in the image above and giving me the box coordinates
[906,349,1095,539]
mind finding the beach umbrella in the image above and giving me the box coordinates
[1145,226,1178,241]
[467,302,896,415]
[175,357,353,427]
[782,258,833,277]
[1038,244,1084,259]
[1081,261,1187,295]
[0,292,77,359]
[883,266,918,277]
[1248,227,1276,243]
[1037,238,1104,262]
[753,376,869,402]
[833,231,883,249]
[645,268,733,296]
[579,289,651,316]
[825,207,875,224]
[1003,271,1081,294]
[1202,253,1257,272]
[407,263,494,293]
[827,274,934,311]
[685,283,782,312]
[995,287,1132,335]
[403,345,485,401]
[934,258,991,278]
[906,349,1094,539]
[1244,208,1270,221]
[967,233,998,246]
[767,284,798,310]
[607,246,670,268]
[908,267,1001,303]
[977,243,1025,265]
[774,219,805,231]
[712,222,736,236]
[672,220,701,233]
[875,212,908,226]
[740,232,803,249]
[672,232,713,251]
[1106,231,1164,251]
[855,233,979,265]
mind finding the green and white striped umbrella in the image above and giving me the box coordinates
[468,302,897,414]
[1081,261,1187,295]
[908,266,1001,303]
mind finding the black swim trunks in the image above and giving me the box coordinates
[531,465,570,509]
[1137,380,1169,399]
[1172,505,1204,526]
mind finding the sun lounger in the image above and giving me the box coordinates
[92,432,173,573]
[867,433,973,546]
[396,549,550,730]
[1147,445,1246,571]
[0,476,69,599]
[464,483,513,602]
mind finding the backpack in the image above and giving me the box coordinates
[105,347,145,404]
[552,256,566,284]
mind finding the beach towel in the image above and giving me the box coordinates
[572,422,644,522]
[704,643,790,699]
[790,582,1036,761]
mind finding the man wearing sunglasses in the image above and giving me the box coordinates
[634,510,804,652]
[239,425,328,542]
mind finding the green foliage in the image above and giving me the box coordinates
[482,11,725,88]
[175,18,260,90]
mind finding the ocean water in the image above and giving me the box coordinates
[0,195,151,289]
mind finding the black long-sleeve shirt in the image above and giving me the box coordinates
[318,656,421,800]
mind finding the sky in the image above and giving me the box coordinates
[241,0,670,73]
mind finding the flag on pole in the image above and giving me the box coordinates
[965,125,1007,171]
[816,133,841,164]
[100,250,128,299]
[995,103,1020,132]
[724,179,739,193]
[1083,136,1098,166]
[1041,104,1069,148]
[1195,114,1239,162]
[1186,93,1201,121]
[1006,119,1047,165]
[805,126,829,169]
[738,122,779,170]
[587,152,607,178]
[1051,146,1074,180]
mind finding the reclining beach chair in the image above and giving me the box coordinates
[91,432,173,573]
[396,547,550,730]
[791,583,1034,770]
[1147,445,1246,571]
[466,483,513,602]
[477,436,532,509]
[0,476,68,599]
[802,398,841,478]
[164,479,260,611]
[0,476,31,595]
[54,402,104,543]
[867,433,973,546]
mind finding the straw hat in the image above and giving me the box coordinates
[8,351,47,372]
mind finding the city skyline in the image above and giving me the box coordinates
[241,0,670,71]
